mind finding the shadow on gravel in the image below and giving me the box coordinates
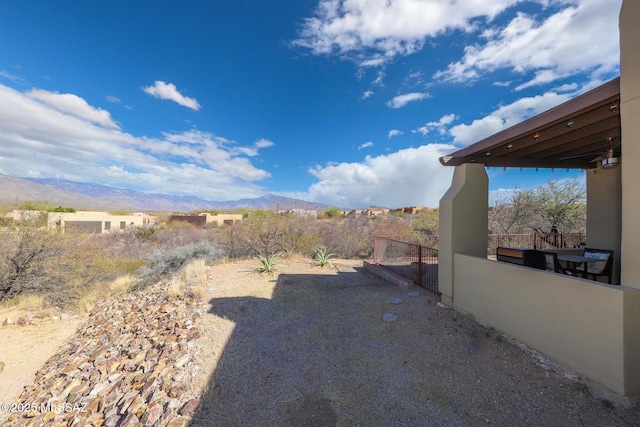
[188,266,435,426]
[188,265,640,427]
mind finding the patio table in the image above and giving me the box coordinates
[556,254,606,279]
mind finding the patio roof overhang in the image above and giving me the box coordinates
[440,78,621,170]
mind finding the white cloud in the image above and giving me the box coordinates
[142,81,201,110]
[106,95,121,103]
[305,144,455,208]
[362,90,374,99]
[254,138,275,149]
[294,0,529,67]
[388,129,403,138]
[434,0,621,88]
[0,83,272,200]
[449,91,570,145]
[26,89,120,129]
[414,113,457,136]
[386,92,429,109]
[0,70,25,83]
[358,141,374,150]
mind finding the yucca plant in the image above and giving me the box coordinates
[256,252,282,274]
[314,246,336,267]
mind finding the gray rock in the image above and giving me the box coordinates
[407,291,420,297]
[383,313,398,322]
[390,298,403,304]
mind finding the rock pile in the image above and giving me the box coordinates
[1,283,206,426]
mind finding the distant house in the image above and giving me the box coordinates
[48,211,145,233]
[169,213,242,227]
[4,209,46,223]
[132,212,156,225]
[278,209,318,219]
[363,207,388,217]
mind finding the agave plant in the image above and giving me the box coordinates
[314,246,336,267]
[256,252,282,274]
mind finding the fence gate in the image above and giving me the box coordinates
[373,236,439,295]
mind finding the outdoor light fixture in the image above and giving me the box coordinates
[610,102,619,113]
[533,132,540,140]
[507,143,513,150]
[567,119,574,127]
[485,151,491,156]
[601,148,620,168]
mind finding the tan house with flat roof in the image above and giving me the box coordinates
[48,211,145,233]
[437,0,639,396]
[169,213,243,227]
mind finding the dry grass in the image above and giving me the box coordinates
[0,294,45,311]
[109,275,138,294]
[167,259,208,299]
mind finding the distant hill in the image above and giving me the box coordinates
[0,174,329,212]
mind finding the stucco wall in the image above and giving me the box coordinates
[438,164,488,304]
[452,254,640,395]
[620,0,640,289]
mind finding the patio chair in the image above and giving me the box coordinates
[543,251,570,275]
[567,248,614,284]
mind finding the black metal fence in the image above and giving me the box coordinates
[373,236,439,295]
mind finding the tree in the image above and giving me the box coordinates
[532,179,586,233]
[323,206,342,219]
[411,208,439,236]
[489,178,586,235]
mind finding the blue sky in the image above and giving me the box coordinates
[0,0,621,208]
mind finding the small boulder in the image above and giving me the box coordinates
[383,313,398,322]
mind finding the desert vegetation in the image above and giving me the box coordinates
[0,206,419,311]
[0,178,585,311]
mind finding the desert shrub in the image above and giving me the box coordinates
[216,225,253,259]
[319,216,373,259]
[135,225,158,240]
[0,221,67,303]
[136,239,223,289]
[0,223,133,308]
[169,259,208,299]
[241,210,319,256]
[109,275,138,294]
[256,252,282,275]
[314,246,336,267]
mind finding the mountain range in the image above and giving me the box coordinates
[0,174,330,212]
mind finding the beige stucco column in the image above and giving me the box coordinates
[438,163,488,305]
[586,166,621,284]
[620,0,640,289]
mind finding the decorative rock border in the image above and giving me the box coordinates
[1,282,206,426]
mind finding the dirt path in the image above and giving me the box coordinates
[0,308,83,404]
[190,258,640,426]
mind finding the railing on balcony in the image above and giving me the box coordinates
[487,233,585,256]
[372,233,584,293]
[373,236,439,295]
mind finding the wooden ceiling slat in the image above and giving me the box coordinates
[441,78,621,169]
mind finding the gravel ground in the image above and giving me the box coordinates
[188,258,640,427]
